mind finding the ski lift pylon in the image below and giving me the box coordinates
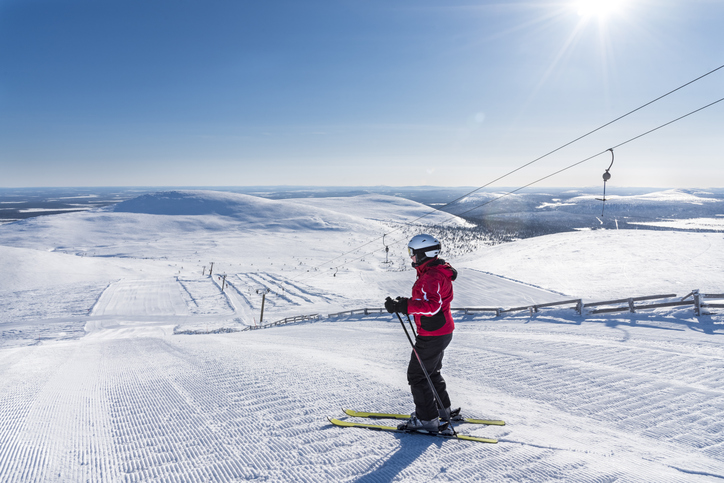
[382,234,391,265]
[595,148,614,216]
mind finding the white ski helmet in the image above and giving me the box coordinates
[408,234,441,267]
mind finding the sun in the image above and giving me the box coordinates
[575,0,626,18]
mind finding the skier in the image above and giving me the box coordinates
[385,234,458,433]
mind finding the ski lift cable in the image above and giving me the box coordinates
[404,62,724,223]
[290,64,724,280]
[294,95,724,282]
[449,95,724,220]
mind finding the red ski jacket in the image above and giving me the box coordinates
[407,258,457,336]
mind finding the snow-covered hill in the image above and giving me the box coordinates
[288,193,465,225]
[113,190,379,230]
[1,189,723,482]
[445,188,724,235]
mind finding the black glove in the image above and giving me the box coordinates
[395,297,409,314]
[384,297,396,313]
[385,296,409,314]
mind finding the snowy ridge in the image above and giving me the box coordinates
[589,188,722,203]
[289,193,465,225]
[112,190,457,231]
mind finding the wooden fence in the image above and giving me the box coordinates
[327,308,387,318]
[187,289,721,335]
[243,314,322,331]
[323,289,723,321]
[585,293,681,314]
[685,290,724,316]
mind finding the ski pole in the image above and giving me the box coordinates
[393,297,417,337]
[406,312,417,338]
[395,312,456,434]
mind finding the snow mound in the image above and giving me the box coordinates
[289,193,467,225]
[114,190,289,217]
[112,190,364,231]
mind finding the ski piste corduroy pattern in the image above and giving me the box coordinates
[407,258,457,336]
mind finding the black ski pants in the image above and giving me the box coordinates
[407,333,453,421]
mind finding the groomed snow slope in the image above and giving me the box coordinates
[460,229,724,300]
[1,190,724,482]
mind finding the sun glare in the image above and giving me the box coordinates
[575,0,625,18]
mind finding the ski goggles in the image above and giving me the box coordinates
[408,244,440,257]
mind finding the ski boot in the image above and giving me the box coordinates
[439,406,463,422]
[397,414,441,433]
[437,419,454,436]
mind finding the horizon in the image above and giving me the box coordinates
[3,185,723,234]
[3,185,724,194]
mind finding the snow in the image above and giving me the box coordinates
[629,217,724,230]
[1,189,724,482]
[18,207,93,213]
[570,188,723,204]
[288,193,465,225]
[441,188,724,237]
[113,190,372,231]
[460,229,724,300]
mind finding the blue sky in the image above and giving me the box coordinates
[1,0,722,188]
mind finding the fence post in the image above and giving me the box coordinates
[628,298,636,313]
[693,289,701,316]
[575,299,583,315]
[256,288,270,323]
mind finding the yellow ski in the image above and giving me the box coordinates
[328,418,498,444]
[343,408,505,426]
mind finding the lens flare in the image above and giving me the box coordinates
[575,0,625,18]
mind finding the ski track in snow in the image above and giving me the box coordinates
[91,280,190,317]
[2,315,724,481]
[177,277,234,316]
[0,283,110,348]
[235,272,342,313]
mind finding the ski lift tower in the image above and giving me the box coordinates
[256,287,271,323]
[382,234,392,265]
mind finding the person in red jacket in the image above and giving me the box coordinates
[385,234,458,433]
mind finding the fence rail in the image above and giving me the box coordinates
[327,308,387,318]
[500,299,583,315]
[586,294,680,314]
[591,300,693,314]
[584,294,677,308]
[244,314,321,331]
[700,293,724,311]
[453,307,500,316]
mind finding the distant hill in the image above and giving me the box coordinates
[443,188,724,235]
